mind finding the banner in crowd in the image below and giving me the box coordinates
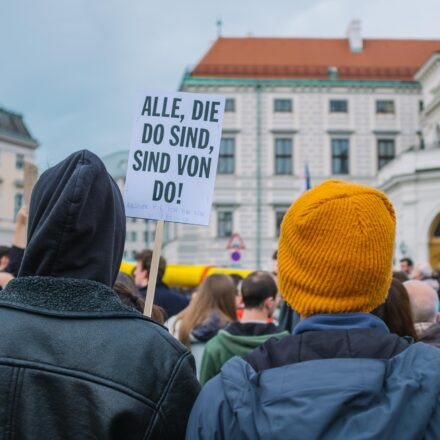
[124,92,225,225]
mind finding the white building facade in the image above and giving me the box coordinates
[415,52,440,149]
[378,52,440,268]
[177,79,423,268]
[172,23,440,269]
[106,25,440,269]
[377,148,440,268]
[0,108,38,244]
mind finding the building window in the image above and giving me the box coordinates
[163,223,170,244]
[218,138,235,174]
[275,209,288,237]
[274,138,293,175]
[419,100,424,113]
[131,250,137,259]
[434,221,440,237]
[14,193,23,219]
[130,231,137,242]
[330,99,348,113]
[418,131,425,150]
[16,154,24,170]
[331,139,349,175]
[143,231,150,243]
[217,210,233,238]
[377,139,395,170]
[376,100,395,114]
[118,160,127,174]
[274,99,292,112]
[225,98,235,112]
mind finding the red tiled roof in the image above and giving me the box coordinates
[192,38,440,81]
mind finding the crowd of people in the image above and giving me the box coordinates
[1,149,440,438]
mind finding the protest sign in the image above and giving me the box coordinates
[124,91,225,225]
[124,91,225,316]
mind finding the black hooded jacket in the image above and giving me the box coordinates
[0,150,200,439]
[19,148,125,285]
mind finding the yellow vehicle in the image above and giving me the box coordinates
[120,261,252,288]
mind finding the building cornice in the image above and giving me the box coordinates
[327,129,354,135]
[378,167,440,192]
[422,92,440,118]
[270,202,292,208]
[414,52,440,81]
[373,129,401,136]
[222,128,241,134]
[212,202,240,208]
[0,130,38,149]
[270,129,298,134]
[180,74,421,90]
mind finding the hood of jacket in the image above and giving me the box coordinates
[244,315,410,373]
[19,150,125,287]
[215,327,289,354]
[225,321,282,337]
[188,343,440,439]
[192,313,226,342]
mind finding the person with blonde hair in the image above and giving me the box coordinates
[167,273,237,376]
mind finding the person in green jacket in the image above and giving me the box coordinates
[199,271,289,384]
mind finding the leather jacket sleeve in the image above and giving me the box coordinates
[149,351,201,439]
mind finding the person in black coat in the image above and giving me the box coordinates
[0,150,200,439]
[134,249,189,320]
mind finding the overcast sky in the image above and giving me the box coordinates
[1,0,439,169]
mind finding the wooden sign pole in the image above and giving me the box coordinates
[23,162,38,206]
[143,220,165,317]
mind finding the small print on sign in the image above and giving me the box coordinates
[124,92,225,226]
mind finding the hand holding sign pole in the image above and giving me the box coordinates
[124,92,225,317]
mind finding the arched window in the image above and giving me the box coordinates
[429,213,440,268]
[434,222,440,238]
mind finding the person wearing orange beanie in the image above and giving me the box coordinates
[187,179,440,440]
[278,179,395,316]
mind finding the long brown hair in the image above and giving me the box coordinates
[372,278,418,340]
[113,272,166,324]
[173,273,237,347]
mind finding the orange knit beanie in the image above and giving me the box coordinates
[278,180,395,316]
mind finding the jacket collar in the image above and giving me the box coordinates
[0,276,138,316]
[225,321,281,337]
[293,313,389,335]
[192,313,223,342]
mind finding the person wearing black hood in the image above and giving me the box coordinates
[0,150,200,439]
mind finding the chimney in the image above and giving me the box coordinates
[346,19,363,52]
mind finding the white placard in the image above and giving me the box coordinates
[124,91,225,225]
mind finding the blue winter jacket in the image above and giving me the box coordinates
[186,343,440,439]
